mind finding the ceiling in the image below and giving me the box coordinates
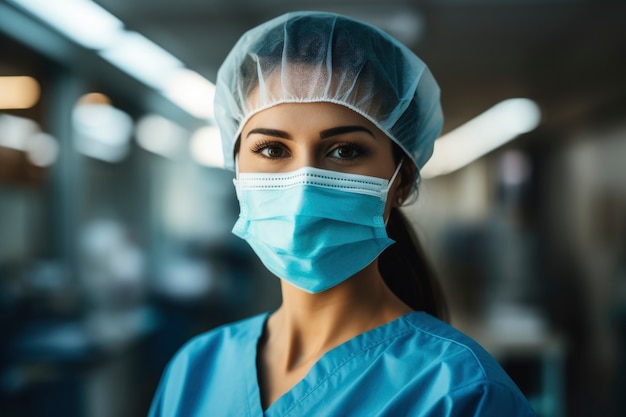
[89,0,626,137]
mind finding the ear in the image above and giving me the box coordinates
[392,160,417,207]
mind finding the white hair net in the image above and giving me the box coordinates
[214,11,443,175]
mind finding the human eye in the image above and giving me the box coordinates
[249,140,290,159]
[328,143,368,160]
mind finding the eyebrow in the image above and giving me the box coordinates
[245,125,375,140]
[246,128,291,139]
[320,125,375,139]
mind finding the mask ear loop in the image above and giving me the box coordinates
[382,158,405,199]
[232,157,241,188]
[389,158,404,187]
[383,158,405,228]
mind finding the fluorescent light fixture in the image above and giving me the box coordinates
[8,0,124,50]
[26,132,59,167]
[0,114,59,166]
[73,101,134,163]
[0,114,40,150]
[0,76,41,109]
[136,114,187,158]
[189,125,224,168]
[77,92,112,106]
[421,98,541,179]
[99,31,183,90]
[163,69,216,120]
[9,0,211,119]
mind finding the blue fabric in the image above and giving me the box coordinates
[233,166,395,293]
[149,312,536,416]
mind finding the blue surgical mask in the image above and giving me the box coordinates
[232,162,403,293]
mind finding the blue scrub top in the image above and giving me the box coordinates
[149,311,536,416]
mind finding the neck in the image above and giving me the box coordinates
[265,261,411,371]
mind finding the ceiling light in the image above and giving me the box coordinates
[163,69,216,120]
[99,31,183,90]
[421,98,541,179]
[77,92,112,105]
[189,125,223,168]
[8,0,209,120]
[26,132,59,167]
[0,114,59,167]
[0,114,40,150]
[8,0,124,50]
[0,76,41,109]
[73,98,134,163]
[136,114,187,158]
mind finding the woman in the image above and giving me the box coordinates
[149,11,536,416]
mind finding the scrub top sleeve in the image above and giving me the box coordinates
[441,381,537,417]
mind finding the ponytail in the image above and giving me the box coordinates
[379,207,449,322]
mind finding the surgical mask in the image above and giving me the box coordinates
[232,162,403,293]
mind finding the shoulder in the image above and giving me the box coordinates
[400,312,509,381]
[169,312,268,367]
[393,312,536,415]
[148,313,268,417]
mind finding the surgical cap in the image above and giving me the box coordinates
[214,11,443,175]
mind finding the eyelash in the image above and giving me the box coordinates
[248,140,369,160]
[249,140,288,158]
[328,143,368,160]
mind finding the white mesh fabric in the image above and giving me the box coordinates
[214,11,443,176]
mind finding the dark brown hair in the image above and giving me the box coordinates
[380,207,449,322]
[379,143,449,321]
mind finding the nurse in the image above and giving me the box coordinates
[149,11,537,416]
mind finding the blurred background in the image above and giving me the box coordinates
[0,0,624,416]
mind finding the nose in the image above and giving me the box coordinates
[289,143,323,171]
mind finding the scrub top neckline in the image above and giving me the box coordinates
[247,310,421,417]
